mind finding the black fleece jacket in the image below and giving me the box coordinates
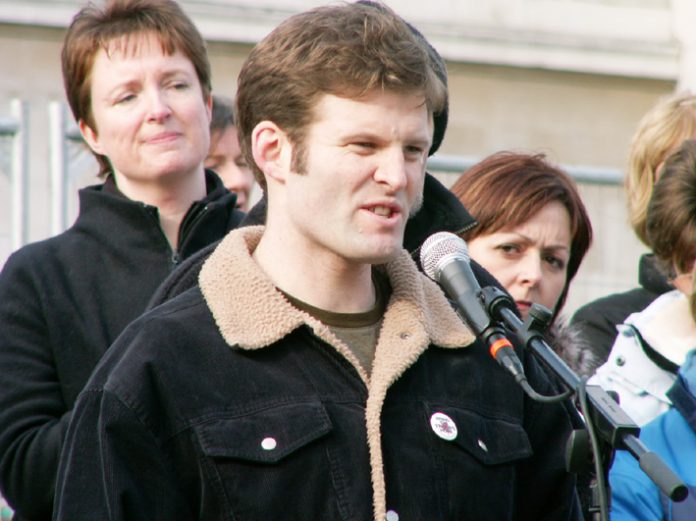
[0,171,244,521]
[570,253,673,366]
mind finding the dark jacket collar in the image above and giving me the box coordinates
[638,253,673,295]
[76,169,239,260]
[403,173,477,253]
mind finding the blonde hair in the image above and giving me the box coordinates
[626,92,696,245]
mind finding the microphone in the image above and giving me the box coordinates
[420,231,525,382]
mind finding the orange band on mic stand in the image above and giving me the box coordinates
[489,337,513,358]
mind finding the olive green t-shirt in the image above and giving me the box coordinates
[281,270,390,376]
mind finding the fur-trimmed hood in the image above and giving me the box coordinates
[198,225,476,519]
[548,319,601,377]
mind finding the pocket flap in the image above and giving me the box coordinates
[196,401,332,464]
[428,405,532,465]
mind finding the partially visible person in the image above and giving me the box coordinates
[205,95,255,210]
[591,139,696,426]
[0,1,244,520]
[571,92,696,364]
[609,348,696,520]
[450,151,595,375]
[54,3,582,520]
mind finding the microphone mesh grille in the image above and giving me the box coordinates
[420,231,470,281]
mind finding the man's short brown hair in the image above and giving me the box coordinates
[235,1,447,189]
[61,0,211,176]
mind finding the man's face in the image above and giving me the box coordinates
[80,32,212,188]
[281,90,432,266]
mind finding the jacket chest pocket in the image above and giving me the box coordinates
[429,404,533,519]
[382,403,533,520]
[194,400,354,521]
[432,405,532,463]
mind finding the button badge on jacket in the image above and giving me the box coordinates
[430,412,458,441]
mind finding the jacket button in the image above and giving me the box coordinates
[261,437,277,450]
[615,355,626,367]
[386,510,399,521]
[430,412,458,441]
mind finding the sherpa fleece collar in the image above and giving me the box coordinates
[199,225,475,519]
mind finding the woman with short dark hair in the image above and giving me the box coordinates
[450,150,595,374]
[0,2,243,519]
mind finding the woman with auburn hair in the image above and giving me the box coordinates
[450,150,595,375]
[571,92,696,365]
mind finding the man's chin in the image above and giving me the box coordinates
[355,245,403,266]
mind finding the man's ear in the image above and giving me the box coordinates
[78,119,104,155]
[251,121,292,185]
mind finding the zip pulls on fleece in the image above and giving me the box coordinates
[140,201,211,268]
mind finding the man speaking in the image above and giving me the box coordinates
[54,2,581,519]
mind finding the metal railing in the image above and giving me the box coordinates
[0,99,29,251]
[49,101,85,236]
[427,154,623,185]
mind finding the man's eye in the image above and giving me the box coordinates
[405,145,424,155]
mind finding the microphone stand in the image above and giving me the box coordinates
[477,285,688,521]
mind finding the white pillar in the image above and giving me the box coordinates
[673,0,696,92]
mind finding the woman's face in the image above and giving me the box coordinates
[467,201,572,318]
[79,32,212,191]
[205,125,255,210]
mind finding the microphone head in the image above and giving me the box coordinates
[420,231,471,282]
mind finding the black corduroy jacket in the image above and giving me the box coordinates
[55,226,581,521]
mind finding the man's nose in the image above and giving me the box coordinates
[373,148,408,191]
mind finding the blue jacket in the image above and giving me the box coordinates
[610,351,696,520]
